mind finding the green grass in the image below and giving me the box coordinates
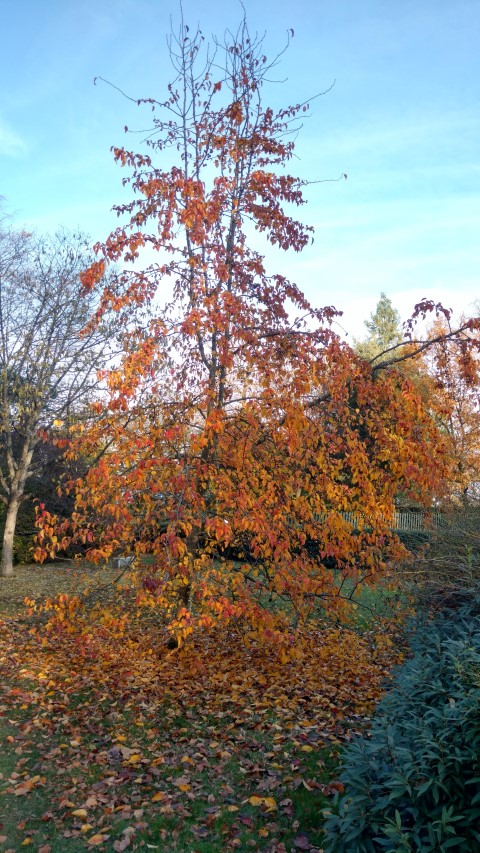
[0,682,337,851]
[0,561,402,851]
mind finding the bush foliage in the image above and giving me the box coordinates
[323,592,480,852]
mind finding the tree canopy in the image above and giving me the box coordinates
[354,292,402,362]
[0,225,114,577]
[34,17,480,652]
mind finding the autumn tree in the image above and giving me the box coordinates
[36,18,480,649]
[0,225,113,578]
[420,317,480,503]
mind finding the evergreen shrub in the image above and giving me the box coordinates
[323,593,480,852]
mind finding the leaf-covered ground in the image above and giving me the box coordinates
[0,566,405,852]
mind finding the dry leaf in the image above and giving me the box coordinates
[151,792,167,802]
[87,834,109,846]
[113,836,132,852]
[71,808,88,818]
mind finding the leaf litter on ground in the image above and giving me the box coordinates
[0,565,405,851]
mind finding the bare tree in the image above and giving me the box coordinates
[0,224,113,577]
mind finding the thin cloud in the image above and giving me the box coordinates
[0,120,27,157]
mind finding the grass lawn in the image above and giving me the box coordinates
[0,563,405,852]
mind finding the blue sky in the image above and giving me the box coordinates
[1,0,479,338]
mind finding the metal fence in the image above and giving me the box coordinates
[336,510,445,532]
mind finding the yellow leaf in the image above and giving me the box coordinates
[125,754,141,764]
[263,797,277,812]
[81,824,94,833]
[72,809,88,818]
[248,796,264,807]
[21,840,33,846]
[177,783,190,792]
[259,828,269,837]
[227,805,239,812]
[300,745,313,752]
[87,834,108,846]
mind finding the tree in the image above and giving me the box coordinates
[354,292,402,361]
[0,225,113,577]
[35,17,480,650]
[421,318,480,503]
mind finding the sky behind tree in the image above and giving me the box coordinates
[1,0,478,337]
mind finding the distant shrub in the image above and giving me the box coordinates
[13,534,33,565]
[323,592,480,852]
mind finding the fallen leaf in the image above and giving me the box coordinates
[113,837,132,852]
[87,834,109,846]
[293,834,312,850]
[151,792,167,802]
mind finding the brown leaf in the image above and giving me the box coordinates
[293,834,312,850]
[113,836,131,852]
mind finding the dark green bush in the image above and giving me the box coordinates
[13,534,33,565]
[323,593,480,852]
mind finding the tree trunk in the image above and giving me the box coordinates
[1,497,21,578]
